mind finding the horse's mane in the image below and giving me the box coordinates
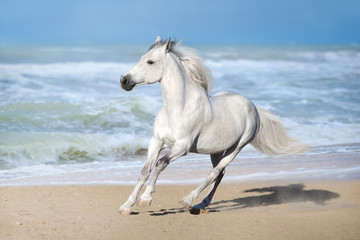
[149,40,213,93]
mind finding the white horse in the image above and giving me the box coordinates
[119,36,308,215]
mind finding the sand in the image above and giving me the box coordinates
[1,180,359,240]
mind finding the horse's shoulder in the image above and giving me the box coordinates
[154,107,167,123]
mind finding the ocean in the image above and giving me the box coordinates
[0,44,359,185]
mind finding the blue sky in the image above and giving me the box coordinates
[1,0,360,45]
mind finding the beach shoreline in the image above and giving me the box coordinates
[1,142,359,186]
[1,180,359,240]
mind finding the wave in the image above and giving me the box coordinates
[0,97,160,133]
[201,45,360,62]
[0,61,136,103]
[0,131,149,169]
[0,96,162,170]
[1,45,360,173]
[1,119,359,171]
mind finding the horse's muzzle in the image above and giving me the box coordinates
[120,74,136,91]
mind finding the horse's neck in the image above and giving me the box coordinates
[161,54,204,115]
[161,56,185,112]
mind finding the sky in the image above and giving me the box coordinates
[1,0,360,45]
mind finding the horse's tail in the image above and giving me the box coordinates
[250,107,309,155]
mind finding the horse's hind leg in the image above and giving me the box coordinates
[189,152,225,214]
[179,143,243,209]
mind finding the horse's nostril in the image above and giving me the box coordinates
[123,76,128,85]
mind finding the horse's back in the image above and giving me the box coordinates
[211,91,257,116]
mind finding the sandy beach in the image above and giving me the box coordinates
[1,180,359,240]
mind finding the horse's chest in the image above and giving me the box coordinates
[154,107,203,149]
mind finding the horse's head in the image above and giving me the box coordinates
[120,36,172,91]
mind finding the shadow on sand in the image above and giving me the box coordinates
[209,183,340,213]
[147,183,340,216]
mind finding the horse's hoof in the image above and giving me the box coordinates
[179,198,192,208]
[189,207,208,215]
[138,200,152,208]
[118,206,132,215]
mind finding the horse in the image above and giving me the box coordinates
[118,36,308,215]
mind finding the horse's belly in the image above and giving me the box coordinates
[193,125,243,154]
[191,113,248,154]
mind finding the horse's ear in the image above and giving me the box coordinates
[165,37,171,52]
[155,35,162,44]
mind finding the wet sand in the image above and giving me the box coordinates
[1,180,359,240]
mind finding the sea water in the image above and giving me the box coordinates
[0,44,359,185]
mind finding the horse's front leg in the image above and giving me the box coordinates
[118,137,162,215]
[138,141,189,207]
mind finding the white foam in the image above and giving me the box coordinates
[0,62,134,102]
[0,131,149,168]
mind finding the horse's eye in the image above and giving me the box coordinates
[147,60,154,65]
